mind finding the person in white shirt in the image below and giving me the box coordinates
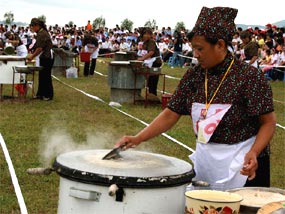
[158,38,168,56]
[101,37,112,50]
[82,35,99,76]
[111,40,120,52]
[276,45,285,80]
[16,42,28,57]
[181,39,193,67]
[270,48,280,66]
[232,32,242,53]
[126,39,132,51]
[119,38,128,51]
[279,45,285,65]
[51,35,58,47]
[262,48,282,80]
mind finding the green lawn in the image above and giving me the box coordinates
[0,58,284,213]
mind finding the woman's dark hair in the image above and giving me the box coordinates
[187,31,233,50]
[82,34,91,46]
[240,30,251,39]
[265,41,273,49]
[14,34,23,46]
[83,34,98,47]
[139,27,152,36]
[90,36,98,47]
[30,18,48,31]
[276,37,284,46]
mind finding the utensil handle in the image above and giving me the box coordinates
[69,187,102,201]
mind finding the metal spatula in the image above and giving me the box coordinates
[102,145,126,160]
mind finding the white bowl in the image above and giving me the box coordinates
[185,190,243,214]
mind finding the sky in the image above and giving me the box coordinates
[0,0,284,29]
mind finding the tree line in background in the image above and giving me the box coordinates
[2,11,186,31]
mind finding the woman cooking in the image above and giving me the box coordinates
[115,7,276,191]
[137,27,162,96]
[27,18,54,101]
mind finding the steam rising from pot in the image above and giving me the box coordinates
[39,128,116,167]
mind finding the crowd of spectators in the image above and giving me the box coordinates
[0,21,284,79]
[237,24,285,80]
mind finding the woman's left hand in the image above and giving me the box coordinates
[240,150,258,180]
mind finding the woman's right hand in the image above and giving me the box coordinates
[115,135,142,150]
[26,54,33,61]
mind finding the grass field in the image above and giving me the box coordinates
[0,58,284,213]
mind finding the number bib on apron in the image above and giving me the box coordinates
[188,103,255,191]
[192,103,231,144]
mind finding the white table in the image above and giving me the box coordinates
[0,56,26,99]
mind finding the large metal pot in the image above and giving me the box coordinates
[53,149,195,214]
[227,187,285,214]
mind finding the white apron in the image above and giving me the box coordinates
[188,103,255,191]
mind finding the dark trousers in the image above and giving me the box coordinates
[147,61,162,96]
[37,58,54,99]
[84,58,97,76]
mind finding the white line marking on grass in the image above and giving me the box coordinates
[165,75,181,80]
[94,69,181,81]
[273,99,285,104]
[276,123,285,130]
[94,71,107,77]
[0,133,28,214]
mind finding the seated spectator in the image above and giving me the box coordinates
[51,35,59,47]
[137,41,144,57]
[99,37,112,55]
[259,49,272,65]
[240,30,259,68]
[257,34,265,49]
[265,34,275,49]
[275,44,285,80]
[158,37,168,56]
[15,35,28,57]
[275,38,283,52]
[119,38,128,51]
[73,36,82,53]
[161,38,173,62]
[110,40,120,52]
[130,40,137,52]
[5,31,19,47]
[126,39,132,51]
[102,37,112,50]
[232,31,242,52]
[165,27,172,35]
[181,38,193,67]
[280,45,285,66]
[261,48,281,80]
